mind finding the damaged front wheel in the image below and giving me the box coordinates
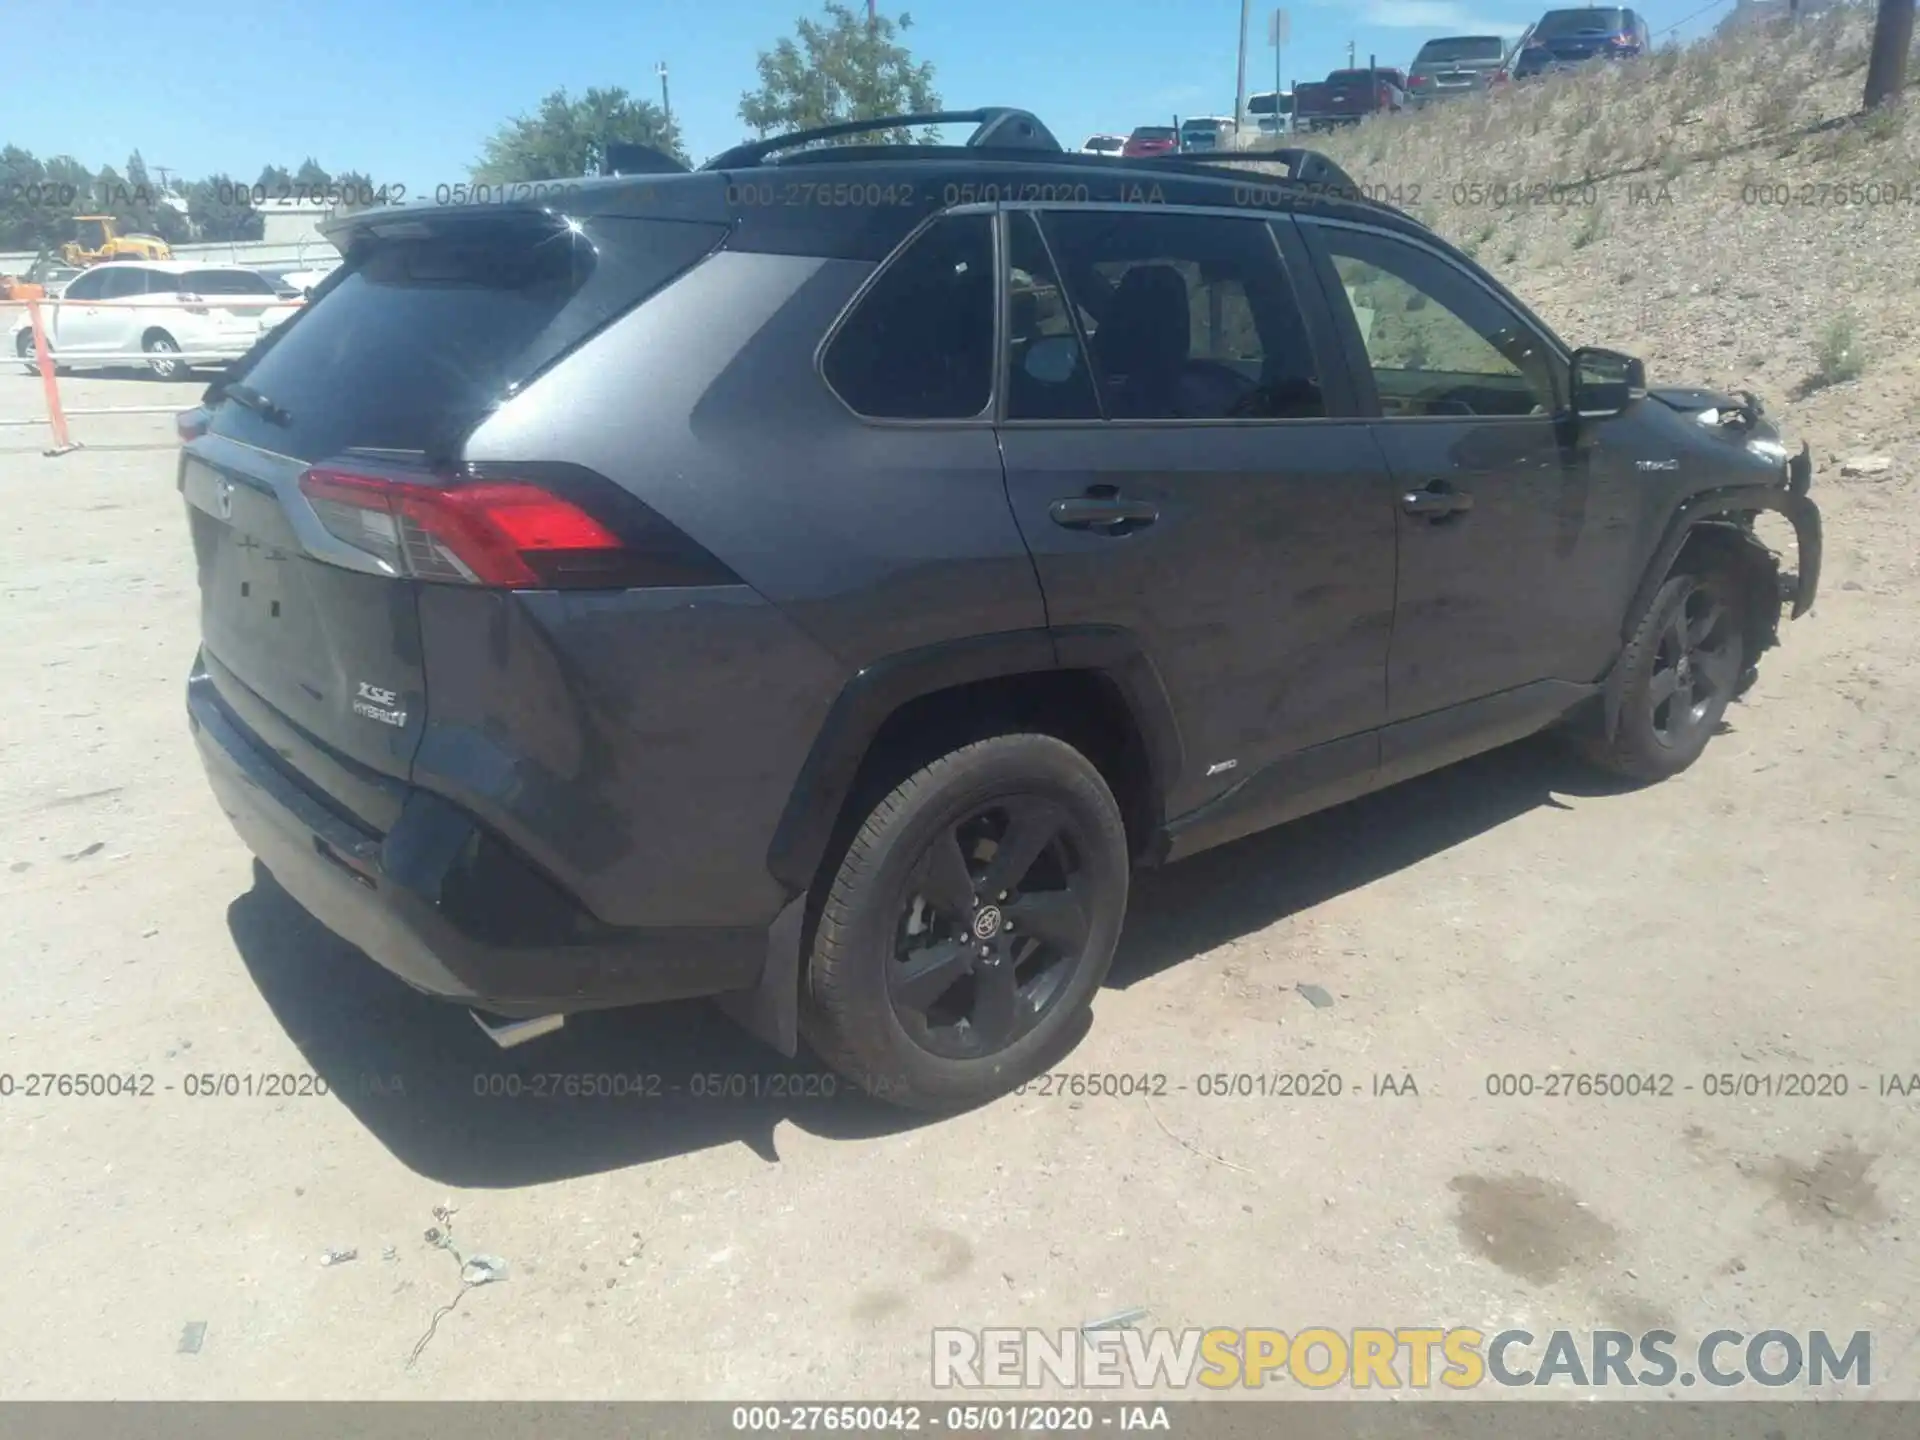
[1584,567,1746,783]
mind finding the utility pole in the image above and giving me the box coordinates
[1235,0,1253,127]
[1347,39,1356,68]
[657,61,671,129]
[1863,0,1912,109]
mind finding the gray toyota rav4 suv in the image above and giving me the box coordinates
[180,109,1821,1112]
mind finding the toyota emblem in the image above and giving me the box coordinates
[972,906,1003,940]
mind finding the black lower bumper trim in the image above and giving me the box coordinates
[188,665,766,1016]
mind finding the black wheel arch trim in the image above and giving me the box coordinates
[1602,483,1822,740]
[764,625,1183,898]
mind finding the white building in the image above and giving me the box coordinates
[256,196,335,247]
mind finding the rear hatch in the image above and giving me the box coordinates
[180,200,728,831]
[1535,7,1630,62]
[1319,70,1395,116]
[174,267,290,337]
[1409,36,1506,93]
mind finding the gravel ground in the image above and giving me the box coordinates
[1,239,1916,1406]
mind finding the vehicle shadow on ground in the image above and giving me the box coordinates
[228,732,1638,1187]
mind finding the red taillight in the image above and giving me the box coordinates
[1410,74,1428,87]
[176,408,209,442]
[299,466,626,588]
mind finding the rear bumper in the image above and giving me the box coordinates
[187,661,768,1017]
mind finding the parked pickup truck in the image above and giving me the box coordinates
[1297,67,1407,129]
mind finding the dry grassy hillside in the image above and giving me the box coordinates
[1236,5,1919,599]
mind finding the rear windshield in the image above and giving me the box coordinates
[1415,36,1505,61]
[1326,69,1391,84]
[1131,127,1175,140]
[1536,8,1629,35]
[1182,120,1223,134]
[181,270,277,295]
[207,214,725,461]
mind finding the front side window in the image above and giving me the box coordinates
[1034,209,1326,421]
[61,269,106,302]
[96,268,143,300]
[1313,226,1559,419]
[823,213,994,420]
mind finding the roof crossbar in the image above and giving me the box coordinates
[702,108,1062,170]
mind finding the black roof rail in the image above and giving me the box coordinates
[601,142,691,176]
[1156,146,1360,193]
[702,108,1061,170]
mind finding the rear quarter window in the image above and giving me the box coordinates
[207,213,726,461]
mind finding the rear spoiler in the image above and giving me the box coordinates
[602,143,690,176]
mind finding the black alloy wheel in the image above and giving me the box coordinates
[887,796,1092,1060]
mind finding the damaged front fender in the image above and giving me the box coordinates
[1601,472,1822,742]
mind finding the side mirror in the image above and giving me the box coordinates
[1571,346,1645,419]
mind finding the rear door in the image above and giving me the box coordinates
[995,204,1395,828]
[181,208,728,826]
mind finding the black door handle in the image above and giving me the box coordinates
[1400,481,1473,519]
[1049,495,1160,532]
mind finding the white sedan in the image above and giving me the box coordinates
[11,261,300,379]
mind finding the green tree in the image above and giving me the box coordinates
[294,157,332,189]
[738,3,940,145]
[189,174,264,242]
[475,87,685,181]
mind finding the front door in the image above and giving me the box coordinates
[994,205,1397,831]
[1299,219,1621,735]
[49,267,113,353]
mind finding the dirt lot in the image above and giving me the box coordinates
[2,331,1916,1406]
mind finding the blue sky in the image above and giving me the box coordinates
[14,0,1733,185]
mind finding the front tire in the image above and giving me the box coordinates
[142,331,182,380]
[1585,567,1746,782]
[801,734,1130,1113]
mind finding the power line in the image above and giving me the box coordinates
[1656,0,1736,39]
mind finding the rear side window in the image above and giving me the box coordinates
[823,213,994,420]
[1037,210,1326,421]
[183,270,276,295]
[208,214,726,461]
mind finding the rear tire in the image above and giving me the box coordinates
[1583,566,1746,782]
[801,734,1129,1113]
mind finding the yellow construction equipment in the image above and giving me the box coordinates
[61,216,173,266]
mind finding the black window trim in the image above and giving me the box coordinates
[813,202,1000,428]
[991,199,1357,429]
[1295,214,1571,423]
